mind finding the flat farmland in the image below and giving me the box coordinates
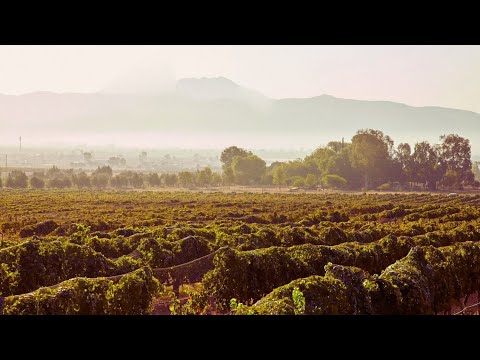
[1,189,480,315]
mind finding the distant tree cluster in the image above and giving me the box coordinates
[222,130,478,191]
[0,165,223,190]
[1,129,477,192]
[220,146,266,185]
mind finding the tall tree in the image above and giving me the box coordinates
[220,146,252,184]
[178,171,195,187]
[350,131,390,190]
[273,165,286,189]
[411,141,444,190]
[325,145,361,189]
[6,170,28,188]
[395,143,413,186]
[196,167,213,187]
[472,161,480,181]
[438,134,474,188]
[231,155,266,185]
[220,146,252,167]
[305,147,336,173]
[356,129,395,156]
[326,140,347,153]
[83,152,93,163]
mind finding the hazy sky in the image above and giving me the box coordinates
[1,45,479,113]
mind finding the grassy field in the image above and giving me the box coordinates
[1,189,480,315]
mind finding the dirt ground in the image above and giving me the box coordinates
[449,292,480,315]
[125,186,480,196]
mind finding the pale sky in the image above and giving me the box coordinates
[0,45,479,112]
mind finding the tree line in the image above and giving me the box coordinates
[219,129,479,191]
[1,129,479,191]
[0,165,224,189]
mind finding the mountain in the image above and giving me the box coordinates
[1,77,479,152]
[176,76,268,101]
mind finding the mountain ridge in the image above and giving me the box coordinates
[0,76,477,114]
[1,76,479,152]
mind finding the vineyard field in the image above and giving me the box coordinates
[1,189,480,315]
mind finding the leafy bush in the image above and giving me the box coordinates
[321,174,347,189]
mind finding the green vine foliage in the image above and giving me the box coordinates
[2,267,161,315]
[203,225,480,308]
[292,287,306,315]
[0,239,141,296]
[237,242,480,315]
[3,191,480,315]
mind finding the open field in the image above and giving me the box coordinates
[1,189,480,315]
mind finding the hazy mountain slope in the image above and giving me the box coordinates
[1,77,479,149]
[270,95,480,135]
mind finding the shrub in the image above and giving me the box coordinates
[377,182,392,191]
[6,170,28,188]
[321,174,347,189]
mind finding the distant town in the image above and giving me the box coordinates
[0,143,311,174]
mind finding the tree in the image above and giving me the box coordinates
[395,143,413,186]
[30,176,45,189]
[411,141,443,190]
[91,173,109,189]
[326,140,347,153]
[220,146,252,167]
[148,173,161,187]
[130,173,144,188]
[440,169,457,188]
[472,161,480,181]
[222,166,235,185]
[108,156,126,167]
[163,173,178,187]
[438,134,474,188]
[73,172,91,188]
[305,174,317,188]
[178,171,195,187]
[356,128,395,156]
[260,173,274,186]
[196,167,213,187]
[111,173,129,188]
[231,155,266,185]
[305,147,336,173]
[324,145,361,189]
[282,160,319,179]
[93,166,113,178]
[321,174,347,189]
[46,166,62,179]
[83,152,93,163]
[47,177,72,189]
[139,151,147,162]
[272,165,286,189]
[290,176,305,187]
[211,173,223,186]
[220,146,252,184]
[350,131,391,190]
[6,170,28,188]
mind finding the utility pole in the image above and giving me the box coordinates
[19,136,22,152]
